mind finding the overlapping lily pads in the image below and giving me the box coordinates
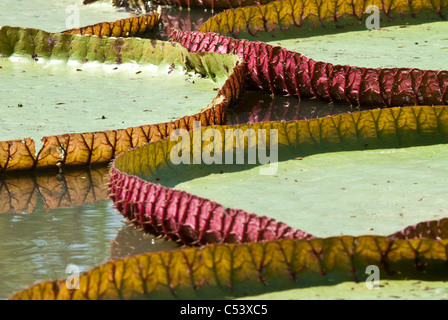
[5,0,448,299]
[0,23,242,172]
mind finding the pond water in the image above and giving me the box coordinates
[0,198,120,299]
[0,166,179,299]
[226,90,358,125]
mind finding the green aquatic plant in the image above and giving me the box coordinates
[4,0,448,299]
[0,25,242,172]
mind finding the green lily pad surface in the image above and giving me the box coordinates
[0,25,237,155]
[0,0,131,32]
[264,21,448,69]
[174,144,448,237]
[237,279,448,300]
[0,57,219,149]
[171,21,448,239]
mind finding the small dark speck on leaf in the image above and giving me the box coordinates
[17,103,23,108]
[185,78,195,84]
[184,96,188,98]
[113,67,118,70]
[101,115,106,119]
[213,88,219,90]
[56,102,66,105]
[76,68,82,72]
[143,109,152,112]
[155,178,160,181]
[168,63,175,74]
[136,71,142,74]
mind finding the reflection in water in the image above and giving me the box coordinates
[110,223,181,261]
[0,166,182,299]
[159,6,217,38]
[110,2,217,39]
[226,90,365,125]
[0,166,110,214]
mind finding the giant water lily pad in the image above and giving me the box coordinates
[262,21,448,70]
[0,54,219,150]
[174,144,448,238]
[199,0,448,37]
[12,106,448,299]
[0,25,242,172]
[170,20,448,238]
[0,0,131,32]
[5,0,448,301]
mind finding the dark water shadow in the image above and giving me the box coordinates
[226,90,362,125]
[115,5,220,40]
[159,6,219,39]
[110,222,182,260]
